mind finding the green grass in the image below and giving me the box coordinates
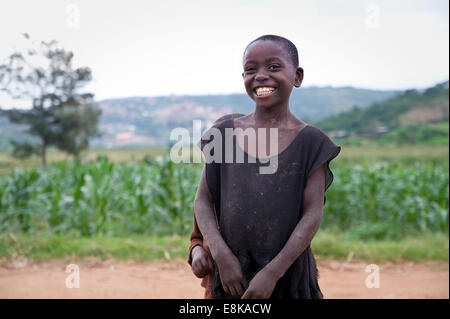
[312,230,449,262]
[335,123,450,148]
[1,230,447,263]
[1,144,448,176]
[334,144,448,167]
[0,232,188,262]
[0,147,166,176]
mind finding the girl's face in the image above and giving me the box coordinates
[242,40,303,109]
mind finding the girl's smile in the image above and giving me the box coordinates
[254,86,277,97]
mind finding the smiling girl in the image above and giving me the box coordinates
[193,35,341,299]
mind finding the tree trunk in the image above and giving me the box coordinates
[41,138,47,166]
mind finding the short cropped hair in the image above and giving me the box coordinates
[243,35,299,69]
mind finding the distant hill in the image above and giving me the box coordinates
[93,86,397,148]
[0,86,398,149]
[314,81,449,145]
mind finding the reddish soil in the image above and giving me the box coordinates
[0,258,447,299]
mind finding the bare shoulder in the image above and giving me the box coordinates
[288,116,308,132]
[213,113,246,125]
[233,114,254,129]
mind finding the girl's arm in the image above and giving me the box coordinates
[189,216,214,279]
[194,165,249,298]
[242,164,325,299]
[188,215,204,265]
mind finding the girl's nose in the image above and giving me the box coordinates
[255,72,269,81]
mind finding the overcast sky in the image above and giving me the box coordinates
[0,0,448,108]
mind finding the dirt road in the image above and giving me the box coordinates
[0,258,447,299]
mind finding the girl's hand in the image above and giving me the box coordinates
[216,250,248,298]
[241,268,278,299]
[191,246,213,278]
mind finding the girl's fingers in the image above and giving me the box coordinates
[193,266,203,278]
[229,286,238,298]
[235,283,244,298]
[223,285,231,297]
[237,277,248,297]
[200,257,213,274]
[227,286,235,298]
[241,277,248,290]
[195,256,213,275]
[239,282,247,296]
[199,258,207,270]
[197,268,205,277]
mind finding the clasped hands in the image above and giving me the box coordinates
[192,246,278,299]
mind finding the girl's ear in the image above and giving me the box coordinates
[294,67,304,88]
[241,72,245,79]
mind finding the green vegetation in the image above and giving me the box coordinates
[0,147,166,176]
[0,233,188,262]
[335,144,448,167]
[312,231,448,262]
[0,152,448,238]
[0,86,397,150]
[315,81,449,145]
[325,162,449,237]
[0,143,448,262]
[376,121,449,145]
[1,144,447,176]
[0,155,200,236]
[1,231,447,263]
[0,35,101,165]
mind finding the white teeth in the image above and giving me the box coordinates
[256,87,275,96]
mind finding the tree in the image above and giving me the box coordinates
[0,34,101,165]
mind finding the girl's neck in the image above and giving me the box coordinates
[252,103,292,127]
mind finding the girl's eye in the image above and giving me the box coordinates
[245,67,256,72]
[268,64,280,70]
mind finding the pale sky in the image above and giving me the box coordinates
[0,0,448,108]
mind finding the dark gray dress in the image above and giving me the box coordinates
[200,119,341,299]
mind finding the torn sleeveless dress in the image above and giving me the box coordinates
[199,118,341,299]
